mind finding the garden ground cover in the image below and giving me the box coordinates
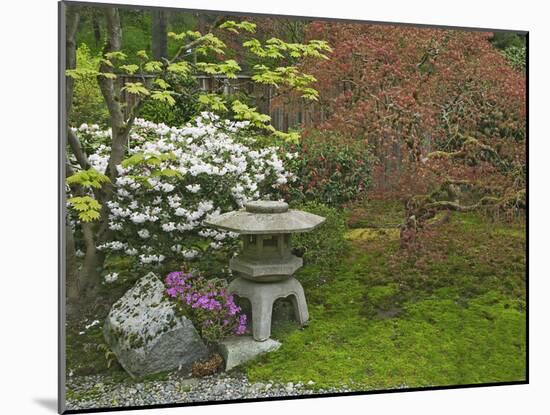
[245,201,526,390]
[66,200,526,391]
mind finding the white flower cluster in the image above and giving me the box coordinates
[97,241,127,251]
[104,272,119,283]
[139,254,166,264]
[85,113,292,267]
[87,145,110,174]
[69,125,112,174]
[182,249,199,259]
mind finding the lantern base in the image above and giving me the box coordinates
[228,276,309,341]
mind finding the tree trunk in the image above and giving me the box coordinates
[152,9,167,60]
[73,7,130,311]
[66,6,80,122]
[97,7,131,240]
[80,222,105,299]
[66,221,80,316]
[65,5,80,317]
[93,15,101,47]
[64,7,131,315]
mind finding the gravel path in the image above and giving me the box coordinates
[66,371,355,411]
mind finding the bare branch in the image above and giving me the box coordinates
[170,37,207,64]
[67,129,90,170]
[170,15,226,64]
[65,160,75,178]
[423,200,480,212]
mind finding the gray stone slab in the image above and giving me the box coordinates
[218,336,281,371]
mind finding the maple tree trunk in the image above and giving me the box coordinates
[80,222,106,302]
[76,7,126,309]
[64,6,122,316]
[66,221,80,316]
[65,5,81,315]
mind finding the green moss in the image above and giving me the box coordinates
[345,228,400,243]
[246,211,526,390]
[66,324,125,377]
[66,384,104,401]
[347,200,405,229]
[291,202,349,267]
[66,206,525,392]
[138,370,171,383]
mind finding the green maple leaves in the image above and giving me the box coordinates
[121,82,150,96]
[66,168,110,189]
[218,20,256,34]
[166,61,191,76]
[67,196,102,222]
[66,169,110,222]
[196,60,242,79]
[252,65,320,101]
[198,94,228,112]
[243,38,332,60]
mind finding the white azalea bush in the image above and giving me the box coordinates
[72,113,294,277]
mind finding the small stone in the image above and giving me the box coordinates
[180,378,199,389]
[250,382,265,392]
[212,383,226,395]
[307,380,315,385]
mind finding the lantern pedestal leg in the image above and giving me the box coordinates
[228,276,310,342]
[250,296,274,342]
[289,282,309,325]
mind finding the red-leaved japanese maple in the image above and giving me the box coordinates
[300,22,525,247]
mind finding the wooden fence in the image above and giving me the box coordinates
[119,73,331,132]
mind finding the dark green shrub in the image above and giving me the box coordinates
[139,76,201,126]
[291,202,348,266]
[69,44,110,127]
[139,99,194,126]
[490,32,526,50]
[281,131,372,207]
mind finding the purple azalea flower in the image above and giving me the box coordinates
[166,287,178,298]
[165,271,186,286]
[164,270,248,340]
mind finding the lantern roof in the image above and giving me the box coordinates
[204,201,325,234]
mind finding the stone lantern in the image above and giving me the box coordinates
[204,200,325,341]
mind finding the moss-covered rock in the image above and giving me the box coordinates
[103,272,208,378]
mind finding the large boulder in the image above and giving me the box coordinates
[104,272,208,377]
